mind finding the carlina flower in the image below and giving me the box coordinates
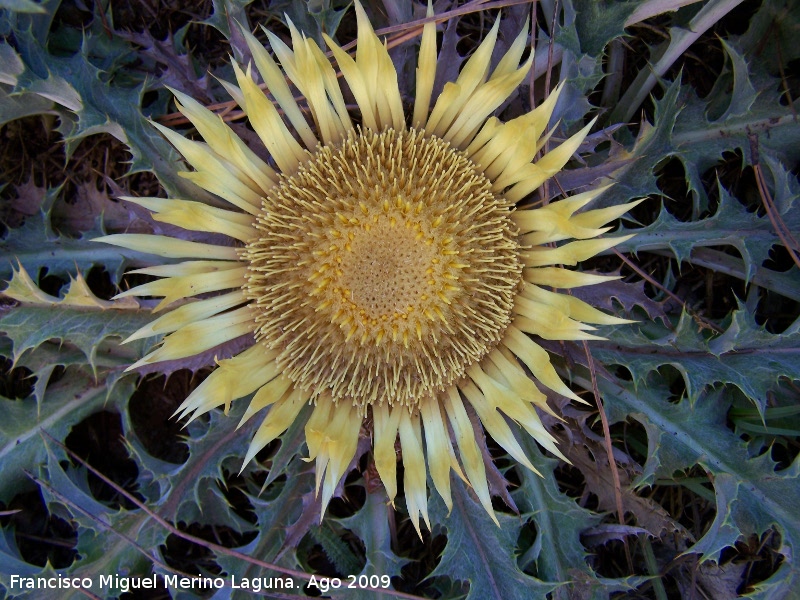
[98,1,639,536]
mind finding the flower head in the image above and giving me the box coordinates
[99,1,638,535]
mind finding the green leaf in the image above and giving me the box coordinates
[0,528,40,578]
[609,62,798,221]
[570,0,639,56]
[604,78,684,208]
[269,0,349,46]
[0,300,151,368]
[0,0,46,14]
[1,29,211,201]
[608,0,748,126]
[594,308,800,414]
[736,0,800,71]
[513,440,599,586]
[709,38,758,121]
[429,479,555,600]
[512,435,651,599]
[200,0,254,40]
[0,215,163,286]
[20,450,163,598]
[216,467,313,596]
[142,402,257,527]
[337,487,408,585]
[261,403,312,488]
[613,180,799,283]
[0,83,54,126]
[569,373,800,580]
[310,524,363,576]
[0,368,134,503]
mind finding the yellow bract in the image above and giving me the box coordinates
[3,265,138,310]
[96,0,637,536]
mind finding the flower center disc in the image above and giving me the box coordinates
[243,128,522,411]
[337,218,438,319]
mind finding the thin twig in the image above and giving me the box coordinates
[540,0,559,204]
[748,132,800,270]
[612,248,724,333]
[93,0,112,40]
[24,469,213,596]
[528,0,538,111]
[581,340,634,573]
[344,0,535,41]
[543,0,558,101]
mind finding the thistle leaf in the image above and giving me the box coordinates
[613,179,799,284]
[310,524,363,577]
[708,38,758,121]
[569,373,800,583]
[0,369,134,503]
[0,83,54,126]
[610,70,799,219]
[0,28,211,201]
[429,478,555,600]
[143,402,257,527]
[0,214,160,285]
[513,439,602,588]
[594,308,800,414]
[0,283,152,368]
[337,487,408,582]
